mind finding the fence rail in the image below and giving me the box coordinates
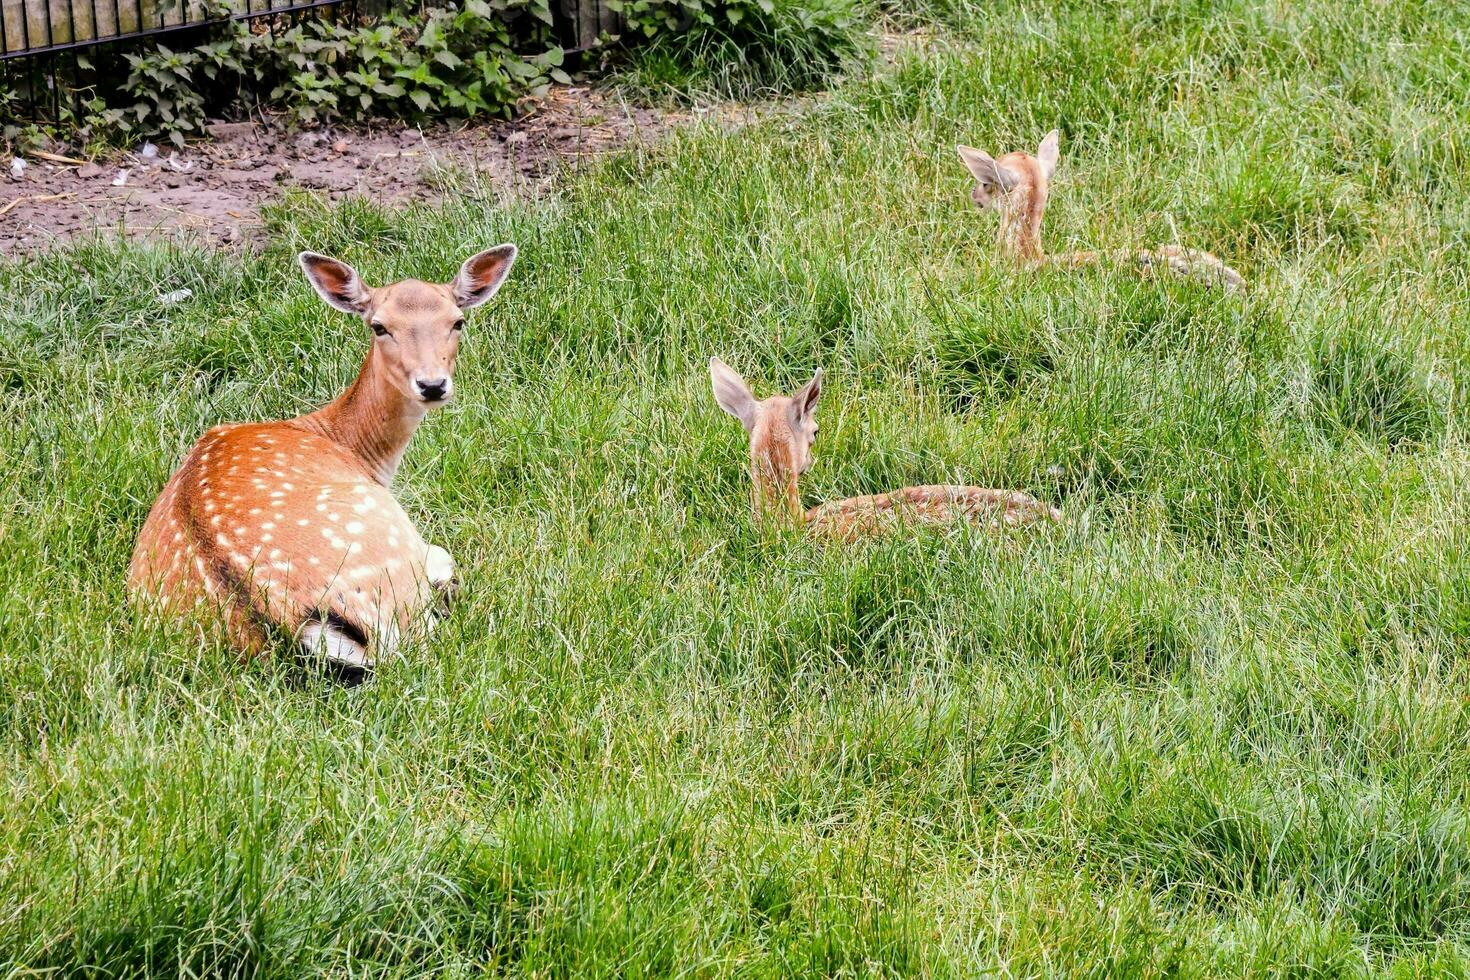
[557,0,617,52]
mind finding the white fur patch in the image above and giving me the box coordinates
[425,545,455,588]
[299,621,372,669]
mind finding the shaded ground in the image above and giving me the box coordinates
[0,85,692,256]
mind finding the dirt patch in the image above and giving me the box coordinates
[0,86,700,257]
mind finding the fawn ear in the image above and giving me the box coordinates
[710,357,759,432]
[789,368,822,426]
[451,243,518,309]
[299,252,371,315]
[1037,129,1060,179]
[956,145,1021,190]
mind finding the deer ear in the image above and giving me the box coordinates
[299,252,371,315]
[957,145,997,182]
[956,145,1021,190]
[710,357,759,432]
[789,368,822,425]
[451,243,518,309]
[1037,129,1060,179]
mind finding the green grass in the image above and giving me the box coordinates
[6,0,1470,973]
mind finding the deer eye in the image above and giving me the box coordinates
[371,322,389,338]
[452,318,465,332]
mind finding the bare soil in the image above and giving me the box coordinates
[0,86,698,257]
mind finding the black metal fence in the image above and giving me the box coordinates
[0,0,619,119]
[557,0,618,52]
[2,0,616,60]
[1,0,353,60]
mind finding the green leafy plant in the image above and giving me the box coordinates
[0,83,50,152]
[255,0,570,127]
[54,0,570,142]
[14,0,864,143]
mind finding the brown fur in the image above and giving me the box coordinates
[710,358,1061,538]
[957,131,1245,291]
[747,396,808,524]
[127,419,436,653]
[128,246,517,661]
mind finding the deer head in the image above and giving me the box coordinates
[709,357,822,524]
[299,245,518,407]
[956,130,1059,261]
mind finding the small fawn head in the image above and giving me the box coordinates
[956,130,1059,261]
[299,245,518,407]
[709,357,822,523]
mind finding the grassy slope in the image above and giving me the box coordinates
[5,0,1470,974]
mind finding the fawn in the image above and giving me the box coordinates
[956,130,1245,290]
[128,245,518,671]
[709,357,1060,537]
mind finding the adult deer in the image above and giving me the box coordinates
[709,357,1060,537]
[128,245,518,672]
[956,130,1245,290]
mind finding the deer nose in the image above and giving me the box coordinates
[416,377,450,401]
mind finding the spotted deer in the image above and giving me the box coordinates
[956,130,1245,291]
[128,245,518,672]
[709,357,1060,538]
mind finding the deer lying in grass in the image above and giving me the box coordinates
[128,245,518,672]
[956,130,1245,291]
[709,357,1060,537]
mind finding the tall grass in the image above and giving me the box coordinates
[4,0,1470,973]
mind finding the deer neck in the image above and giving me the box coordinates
[998,181,1047,263]
[750,455,804,528]
[294,347,427,487]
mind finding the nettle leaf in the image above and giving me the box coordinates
[394,62,436,85]
[417,17,445,48]
[74,0,640,132]
[505,58,538,78]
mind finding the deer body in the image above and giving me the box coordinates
[957,131,1244,291]
[128,245,517,671]
[710,358,1060,538]
[806,485,1061,539]
[1047,245,1245,291]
